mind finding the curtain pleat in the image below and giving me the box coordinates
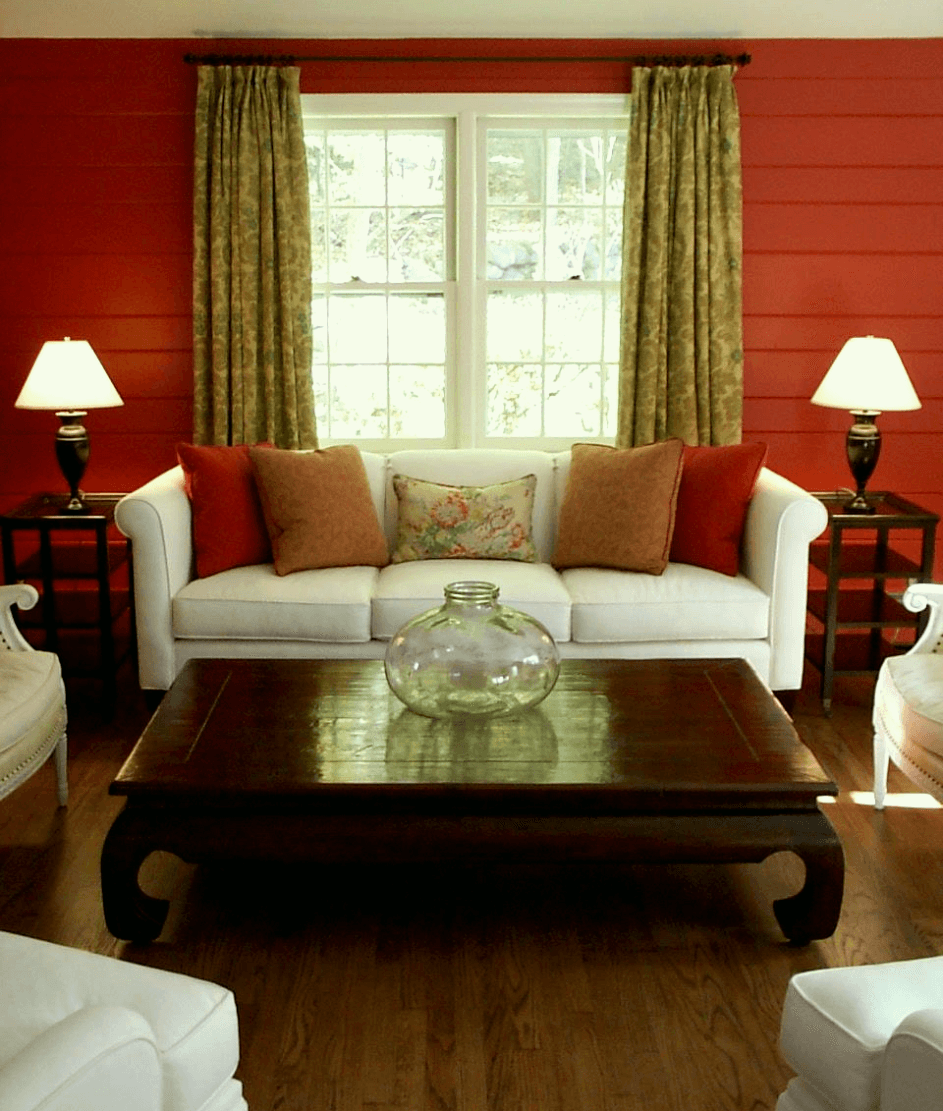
[617,65,743,448]
[192,65,317,448]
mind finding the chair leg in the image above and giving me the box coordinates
[54,733,68,807]
[874,728,890,810]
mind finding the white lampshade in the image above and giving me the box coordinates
[811,336,921,413]
[15,338,123,412]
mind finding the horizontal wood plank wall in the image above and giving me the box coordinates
[0,38,940,568]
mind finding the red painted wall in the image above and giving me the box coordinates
[1,38,941,563]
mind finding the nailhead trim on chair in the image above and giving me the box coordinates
[0,705,68,800]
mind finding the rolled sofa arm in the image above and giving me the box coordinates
[0,1005,162,1111]
[115,467,192,693]
[881,1008,943,1111]
[741,469,828,692]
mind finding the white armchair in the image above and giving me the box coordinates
[777,956,943,1111]
[873,581,943,808]
[0,929,247,1111]
[0,583,68,806]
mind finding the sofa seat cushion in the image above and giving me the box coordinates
[174,563,379,643]
[779,957,943,1111]
[371,559,571,642]
[561,563,769,644]
[0,930,240,1111]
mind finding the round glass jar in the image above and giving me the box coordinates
[385,580,561,719]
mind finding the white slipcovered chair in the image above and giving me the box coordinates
[776,957,943,1111]
[873,582,943,808]
[0,583,68,806]
[0,929,248,1111]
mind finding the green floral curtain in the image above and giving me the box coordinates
[192,65,317,448]
[617,65,743,448]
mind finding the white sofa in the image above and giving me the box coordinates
[115,448,827,697]
[0,929,246,1111]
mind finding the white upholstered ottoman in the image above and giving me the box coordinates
[777,957,943,1111]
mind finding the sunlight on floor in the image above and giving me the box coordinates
[818,792,942,809]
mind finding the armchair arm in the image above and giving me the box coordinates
[740,469,828,691]
[881,1007,943,1111]
[0,584,39,653]
[902,583,943,655]
[115,467,193,692]
[0,1006,162,1111]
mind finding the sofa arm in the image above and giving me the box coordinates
[881,1008,943,1111]
[741,468,828,692]
[115,466,192,692]
[0,1006,162,1111]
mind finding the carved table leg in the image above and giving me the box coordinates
[771,815,846,943]
[101,806,170,942]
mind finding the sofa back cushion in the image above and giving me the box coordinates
[385,450,558,561]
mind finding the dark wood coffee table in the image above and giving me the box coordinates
[101,657,843,942]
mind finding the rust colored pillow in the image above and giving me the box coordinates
[552,440,685,575]
[670,442,768,576]
[248,445,388,575]
[176,442,273,578]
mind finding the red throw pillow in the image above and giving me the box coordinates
[176,442,273,578]
[670,442,768,576]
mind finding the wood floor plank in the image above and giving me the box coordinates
[2,663,942,1110]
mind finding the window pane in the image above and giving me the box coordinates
[549,134,604,204]
[606,133,628,206]
[546,208,603,280]
[329,133,385,205]
[545,291,603,362]
[390,208,445,281]
[328,294,387,363]
[487,132,543,204]
[391,366,446,437]
[487,364,542,436]
[389,294,445,363]
[312,296,328,363]
[305,132,326,204]
[604,290,621,364]
[387,132,445,205]
[544,364,602,437]
[605,209,623,281]
[311,212,328,283]
[330,365,388,438]
[487,290,542,361]
[487,207,541,280]
[603,365,619,438]
[329,209,386,282]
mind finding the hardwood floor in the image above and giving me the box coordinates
[1,661,941,1111]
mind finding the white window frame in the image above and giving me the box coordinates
[302,93,632,452]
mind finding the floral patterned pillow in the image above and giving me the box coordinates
[390,474,539,563]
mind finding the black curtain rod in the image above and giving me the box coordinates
[183,51,750,68]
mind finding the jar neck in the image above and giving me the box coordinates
[443,581,500,607]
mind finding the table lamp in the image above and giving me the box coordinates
[15,338,124,514]
[810,336,920,514]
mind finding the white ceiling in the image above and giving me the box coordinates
[3,0,942,40]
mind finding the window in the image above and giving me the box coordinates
[302,95,630,450]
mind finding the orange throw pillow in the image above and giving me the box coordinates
[176,442,273,578]
[670,442,768,576]
[248,445,388,575]
[552,440,685,575]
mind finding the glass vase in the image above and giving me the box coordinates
[385,580,561,719]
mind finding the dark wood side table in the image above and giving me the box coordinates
[1,493,135,716]
[806,492,939,713]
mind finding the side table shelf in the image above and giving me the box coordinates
[806,491,939,713]
[1,493,135,715]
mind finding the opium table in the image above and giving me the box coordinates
[101,657,843,943]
